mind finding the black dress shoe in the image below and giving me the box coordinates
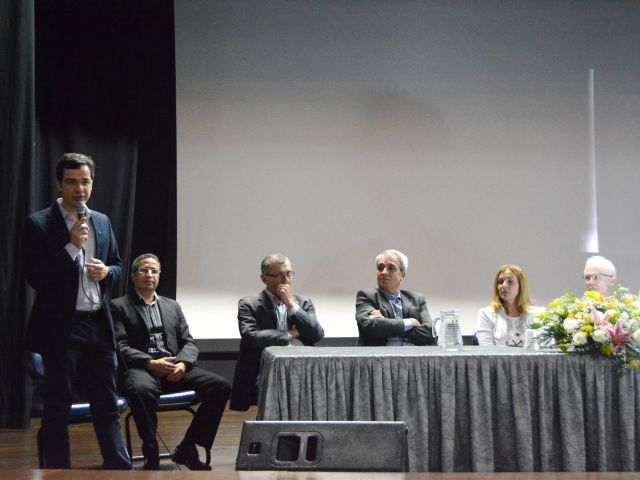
[142,458,160,470]
[172,444,211,471]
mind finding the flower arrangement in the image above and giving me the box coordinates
[532,287,640,371]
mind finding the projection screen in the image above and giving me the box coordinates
[174,1,640,338]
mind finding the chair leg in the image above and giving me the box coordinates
[124,403,205,463]
[184,406,210,466]
[37,426,45,468]
[124,411,134,460]
[126,408,159,462]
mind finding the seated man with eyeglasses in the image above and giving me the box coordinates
[583,255,618,297]
[111,253,230,470]
[230,253,324,411]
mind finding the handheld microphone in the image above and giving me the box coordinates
[75,201,88,219]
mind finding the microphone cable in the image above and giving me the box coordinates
[71,203,187,469]
[78,248,102,306]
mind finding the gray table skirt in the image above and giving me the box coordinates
[256,346,640,472]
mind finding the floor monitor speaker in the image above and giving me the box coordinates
[236,420,408,471]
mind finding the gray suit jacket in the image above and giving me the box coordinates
[111,292,199,370]
[355,288,435,346]
[230,289,324,410]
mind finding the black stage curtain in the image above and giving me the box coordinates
[0,0,35,429]
[0,0,177,428]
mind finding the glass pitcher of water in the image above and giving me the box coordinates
[433,309,463,348]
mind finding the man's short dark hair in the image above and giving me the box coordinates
[56,153,95,181]
[131,253,161,271]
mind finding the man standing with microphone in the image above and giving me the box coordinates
[23,153,131,469]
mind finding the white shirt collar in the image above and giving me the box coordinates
[56,197,91,220]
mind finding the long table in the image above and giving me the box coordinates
[256,346,640,472]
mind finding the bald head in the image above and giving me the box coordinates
[583,255,617,297]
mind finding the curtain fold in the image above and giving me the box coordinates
[0,0,35,429]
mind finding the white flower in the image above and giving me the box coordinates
[592,329,610,344]
[620,318,639,333]
[573,331,588,346]
[632,330,640,345]
[563,318,580,332]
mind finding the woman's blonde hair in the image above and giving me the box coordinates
[490,264,533,316]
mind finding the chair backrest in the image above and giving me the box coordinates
[27,351,127,421]
[27,352,45,382]
[27,353,45,417]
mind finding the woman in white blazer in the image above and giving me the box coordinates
[476,264,543,347]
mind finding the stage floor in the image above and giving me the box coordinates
[1,405,639,479]
[0,405,251,471]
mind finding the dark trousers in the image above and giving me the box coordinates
[41,313,131,469]
[122,365,230,461]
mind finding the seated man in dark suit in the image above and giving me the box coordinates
[111,253,231,470]
[356,249,435,346]
[230,253,324,411]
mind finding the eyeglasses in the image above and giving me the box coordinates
[264,271,295,280]
[377,263,400,273]
[582,273,613,282]
[136,267,161,275]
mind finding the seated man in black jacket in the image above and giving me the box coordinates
[230,253,324,411]
[111,253,230,470]
[355,249,435,346]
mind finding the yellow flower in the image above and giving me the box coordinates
[580,325,594,333]
[568,312,576,319]
[585,290,605,303]
[600,344,613,357]
[623,296,633,306]
[631,359,639,369]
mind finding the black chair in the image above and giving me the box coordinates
[27,352,129,468]
[123,390,211,466]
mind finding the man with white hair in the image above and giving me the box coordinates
[583,255,617,297]
[355,249,435,346]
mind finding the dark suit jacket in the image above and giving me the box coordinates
[355,288,435,346]
[23,202,122,354]
[111,293,199,370]
[230,289,324,411]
